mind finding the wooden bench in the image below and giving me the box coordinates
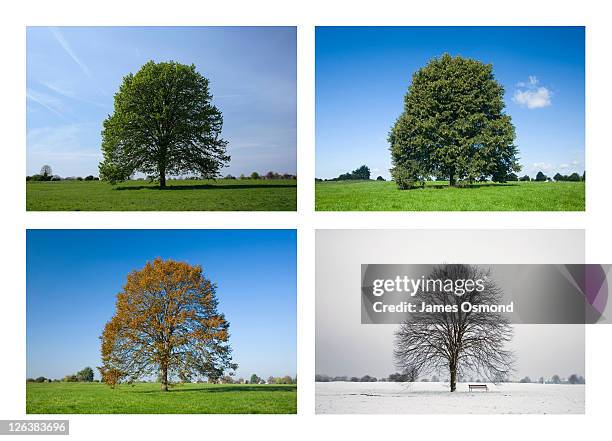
[468,384,488,392]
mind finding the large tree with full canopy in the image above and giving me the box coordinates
[99,258,236,390]
[99,61,229,188]
[389,54,520,188]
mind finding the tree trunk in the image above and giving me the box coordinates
[449,362,457,392]
[159,170,166,188]
[449,172,456,187]
[160,366,168,391]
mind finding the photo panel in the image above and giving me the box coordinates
[26,26,297,211]
[315,26,585,211]
[316,229,590,414]
[26,229,297,414]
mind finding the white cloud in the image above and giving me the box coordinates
[513,76,552,109]
[513,88,552,109]
[517,75,539,88]
[532,162,553,172]
[559,163,569,169]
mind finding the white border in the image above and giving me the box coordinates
[2,1,611,440]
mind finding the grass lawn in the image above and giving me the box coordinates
[315,180,585,211]
[26,179,297,211]
[26,382,297,414]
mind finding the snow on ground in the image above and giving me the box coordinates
[316,381,584,414]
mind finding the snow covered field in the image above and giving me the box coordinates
[316,381,584,414]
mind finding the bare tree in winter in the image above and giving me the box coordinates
[394,264,514,392]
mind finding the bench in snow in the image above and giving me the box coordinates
[468,384,488,392]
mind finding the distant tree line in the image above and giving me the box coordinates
[315,165,585,185]
[518,171,585,182]
[27,165,296,183]
[319,165,371,181]
[519,374,585,384]
[27,367,96,383]
[213,374,296,385]
[224,172,297,180]
[316,372,585,384]
[26,165,99,182]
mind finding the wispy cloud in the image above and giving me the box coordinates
[26,88,67,119]
[49,27,92,78]
[513,76,552,109]
[27,124,102,175]
[40,80,108,109]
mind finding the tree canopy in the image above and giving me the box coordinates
[99,61,229,188]
[394,264,514,392]
[76,367,94,382]
[389,54,520,188]
[330,165,371,181]
[99,258,236,390]
[40,165,52,178]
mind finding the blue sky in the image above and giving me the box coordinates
[26,230,296,381]
[27,27,296,178]
[316,27,585,180]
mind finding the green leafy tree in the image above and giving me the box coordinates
[535,171,547,182]
[351,165,371,180]
[250,374,261,384]
[76,366,94,382]
[99,61,229,188]
[389,54,520,188]
[40,165,53,179]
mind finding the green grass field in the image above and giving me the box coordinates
[26,179,297,211]
[315,180,585,211]
[26,382,297,414]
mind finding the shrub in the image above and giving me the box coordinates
[250,172,260,180]
[376,176,385,181]
[84,175,95,181]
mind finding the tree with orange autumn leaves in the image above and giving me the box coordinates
[99,258,236,391]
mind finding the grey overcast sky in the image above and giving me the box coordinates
[316,229,585,380]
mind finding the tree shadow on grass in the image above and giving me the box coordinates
[134,385,296,394]
[423,183,519,190]
[114,184,296,191]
